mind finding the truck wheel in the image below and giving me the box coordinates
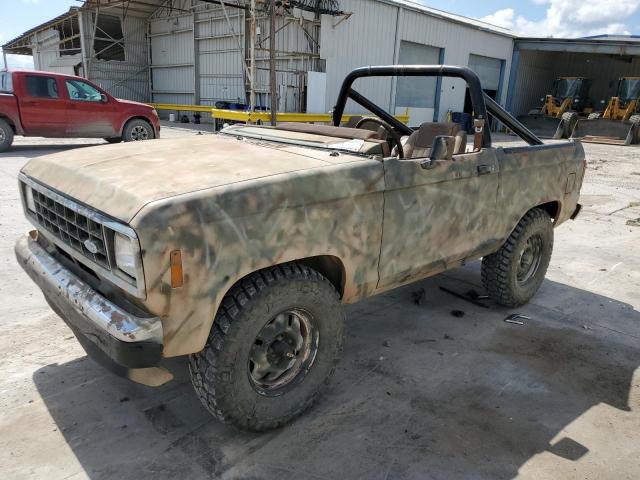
[0,119,14,153]
[104,137,122,144]
[189,263,344,431]
[481,208,553,307]
[123,119,154,142]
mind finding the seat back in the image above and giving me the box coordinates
[402,122,467,158]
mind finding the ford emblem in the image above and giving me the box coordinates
[84,239,99,254]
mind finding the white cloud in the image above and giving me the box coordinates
[480,0,640,38]
[481,8,515,30]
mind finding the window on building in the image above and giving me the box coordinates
[93,14,125,61]
[66,79,103,102]
[25,76,60,99]
[56,15,81,57]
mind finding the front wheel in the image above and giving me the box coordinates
[481,208,554,307]
[123,119,154,142]
[0,119,14,153]
[189,263,344,431]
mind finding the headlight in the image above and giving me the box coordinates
[114,232,137,277]
[25,186,36,212]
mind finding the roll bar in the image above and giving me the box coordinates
[332,65,543,147]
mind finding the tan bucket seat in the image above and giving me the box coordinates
[396,122,467,158]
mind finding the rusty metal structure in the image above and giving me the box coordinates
[2,0,340,110]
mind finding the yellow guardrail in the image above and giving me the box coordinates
[150,102,216,113]
[149,102,410,124]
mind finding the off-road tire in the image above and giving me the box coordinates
[104,137,122,144]
[588,112,601,120]
[189,263,344,431]
[122,119,154,142]
[556,111,578,139]
[629,115,640,145]
[0,118,14,153]
[481,208,554,307]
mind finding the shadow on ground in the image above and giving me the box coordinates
[33,264,640,479]
[0,143,103,159]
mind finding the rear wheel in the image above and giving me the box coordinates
[0,119,14,153]
[189,263,344,431]
[482,208,554,307]
[123,119,154,142]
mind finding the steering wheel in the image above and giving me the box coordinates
[355,117,404,159]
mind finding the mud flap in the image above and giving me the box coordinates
[572,118,638,145]
[516,114,564,139]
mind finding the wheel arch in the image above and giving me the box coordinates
[535,200,561,223]
[0,114,17,133]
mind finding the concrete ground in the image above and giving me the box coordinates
[0,125,639,480]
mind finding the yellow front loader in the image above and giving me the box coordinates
[573,77,640,145]
[517,77,593,139]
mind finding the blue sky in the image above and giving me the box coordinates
[3,0,640,68]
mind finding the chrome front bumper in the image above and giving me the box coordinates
[15,231,170,385]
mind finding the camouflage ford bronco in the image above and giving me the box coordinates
[15,66,585,431]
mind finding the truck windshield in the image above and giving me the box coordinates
[0,72,13,93]
[553,78,582,99]
[618,78,640,101]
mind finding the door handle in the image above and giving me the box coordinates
[477,164,494,175]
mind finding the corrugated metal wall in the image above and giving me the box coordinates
[29,11,150,102]
[512,50,640,116]
[149,0,319,116]
[321,0,514,120]
[85,13,150,102]
[149,9,196,106]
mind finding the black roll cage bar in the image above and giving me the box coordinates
[332,65,543,147]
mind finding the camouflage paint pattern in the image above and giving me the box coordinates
[18,126,585,358]
[378,141,584,291]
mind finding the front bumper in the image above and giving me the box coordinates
[15,231,171,385]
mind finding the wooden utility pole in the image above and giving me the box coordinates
[269,0,277,125]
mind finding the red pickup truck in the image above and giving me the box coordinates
[0,70,160,152]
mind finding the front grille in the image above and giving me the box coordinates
[20,175,145,298]
[31,189,110,268]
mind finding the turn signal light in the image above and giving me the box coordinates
[170,250,183,288]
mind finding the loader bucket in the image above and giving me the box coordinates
[516,114,564,139]
[572,118,639,146]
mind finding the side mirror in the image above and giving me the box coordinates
[420,135,454,169]
[100,93,108,103]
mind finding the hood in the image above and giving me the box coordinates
[21,134,361,223]
[116,98,153,109]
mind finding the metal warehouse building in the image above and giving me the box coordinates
[2,0,514,125]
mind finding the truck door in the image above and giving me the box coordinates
[377,148,501,290]
[63,79,119,138]
[18,74,68,137]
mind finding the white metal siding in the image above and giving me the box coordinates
[321,0,514,119]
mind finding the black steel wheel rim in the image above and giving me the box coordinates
[517,233,543,285]
[248,308,319,396]
[130,125,149,140]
